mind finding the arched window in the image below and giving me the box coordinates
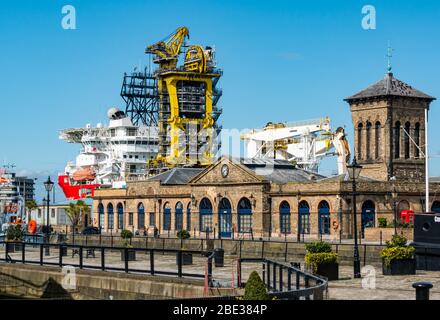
[404,122,410,159]
[137,203,145,230]
[175,202,183,231]
[238,198,252,233]
[298,201,310,235]
[361,200,376,237]
[366,121,372,160]
[163,202,171,231]
[280,201,291,234]
[394,121,401,159]
[318,201,330,235]
[431,201,440,214]
[117,203,124,230]
[414,123,420,158]
[98,203,104,228]
[218,198,232,237]
[199,198,213,232]
[107,203,114,230]
[186,203,191,231]
[357,123,363,160]
[375,121,381,159]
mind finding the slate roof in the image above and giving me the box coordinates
[239,158,326,183]
[345,73,435,102]
[147,167,204,185]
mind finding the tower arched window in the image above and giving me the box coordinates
[357,123,363,160]
[394,121,401,159]
[414,123,420,158]
[375,121,381,159]
[366,121,372,160]
[404,122,410,159]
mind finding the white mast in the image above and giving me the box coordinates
[425,107,429,213]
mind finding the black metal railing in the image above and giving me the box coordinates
[0,241,215,285]
[239,258,328,300]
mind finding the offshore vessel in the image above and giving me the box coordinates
[58,108,159,200]
[58,26,223,200]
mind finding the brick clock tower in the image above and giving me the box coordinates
[345,70,435,182]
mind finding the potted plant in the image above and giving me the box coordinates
[381,234,415,275]
[378,217,387,228]
[176,230,192,265]
[304,241,339,281]
[120,229,136,261]
[6,225,24,252]
[243,271,269,300]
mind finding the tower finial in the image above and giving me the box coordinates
[386,41,394,74]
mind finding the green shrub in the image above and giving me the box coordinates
[381,234,414,267]
[243,271,269,300]
[305,252,338,273]
[305,241,332,254]
[121,229,133,240]
[6,225,23,241]
[385,234,408,248]
[378,218,387,228]
[380,246,415,267]
[177,230,190,239]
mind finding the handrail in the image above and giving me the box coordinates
[239,258,328,300]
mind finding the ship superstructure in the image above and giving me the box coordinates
[241,118,336,172]
[58,108,159,200]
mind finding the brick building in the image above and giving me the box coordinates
[92,70,440,240]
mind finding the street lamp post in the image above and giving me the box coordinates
[391,186,398,236]
[347,157,362,279]
[43,176,54,256]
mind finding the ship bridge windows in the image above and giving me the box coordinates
[127,128,137,136]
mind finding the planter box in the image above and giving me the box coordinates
[382,258,416,275]
[316,262,339,281]
[121,249,136,261]
[176,252,193,265]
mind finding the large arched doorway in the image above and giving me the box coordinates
[199,198,213,233]
[299,201,310,235]
[432,201,440,214]
[117,203,124,230]
[163,202,171,231]
[175,202,183,231]
[98,203,104,229]
[137,203,145,230]
[219,198,232,238]
[318,201,330,235]
[361,200,376,237]
[280,201,291,234]
[107,203,114,230]
[238,198,252,234]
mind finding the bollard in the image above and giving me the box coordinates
[412,282,433,300]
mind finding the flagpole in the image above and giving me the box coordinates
[425,107,429,213]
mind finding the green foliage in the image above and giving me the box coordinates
[380,246,415,267]
[6,225,23,241]
[66,200,90,228]
[177,229,190,239]
[243,271,269,300]
[305,241,332,254]
[25,200,38,211]
[381,234,414,267]
[121,229,133,240]
[378,217,387,228]
[385,234,408,248]
[305,252,338,273]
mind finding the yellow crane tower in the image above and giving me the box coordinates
[146,27,222,174]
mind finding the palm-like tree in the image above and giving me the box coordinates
[65,200,91,233]
[25,200,38,223]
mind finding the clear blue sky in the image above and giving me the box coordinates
[1,0,440,201]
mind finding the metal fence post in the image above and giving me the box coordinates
[59,244,63,267]
[208,255,213,286]
[150,250,155,275]
[79,246,83,269]
[177,251,182,277]
[124,248,128,273]
[262,262,266,284]
[39,244,43,266]
[279,266,283,291]
[287,269,292,291]
[273,263,277,291]
[284,242,288,262]
[22,242,25,264]
[101,247,105,271]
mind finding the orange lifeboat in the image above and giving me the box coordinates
[28,220,37,234]
[72,167,96,182]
